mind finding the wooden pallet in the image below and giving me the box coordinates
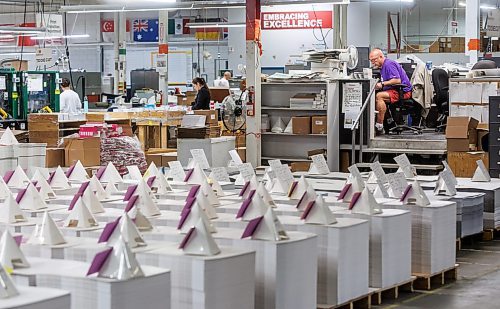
[370,276,416,305]
[317,291,372,309]
[483,229,495,241]
[413,264,459,290]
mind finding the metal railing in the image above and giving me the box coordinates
[350,79,379,165]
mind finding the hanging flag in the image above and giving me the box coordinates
[133,19,158,42]
[101,20,131,43]
[18,23,37,47]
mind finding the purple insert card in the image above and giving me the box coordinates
[348,192,362,210]
[68,193,83,210]
[337,183,352,200]
[96,166,106,179]
[183,169,194,182]
[98,219,120,243]
[124,195,139,212]
[3,170,14,183]
[400,184,413,202]
[86,247,113,275]
[78,182,91,194]
[66,164,76,177]
[239,181,251,197]
[47,172,55,184]
[300,200,316,220]
[236,197,253,219]
[123,185,138,201]
[186,185,201,199]
[178,227,196,249]
[241,216,264,238]
[287,181,298,197]
[147,176,156,188]
[296,191,308,209]
[177,206,193,230]
[13,235,22,247]
[15,187,27,204]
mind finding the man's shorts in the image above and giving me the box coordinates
[386,89,412,104]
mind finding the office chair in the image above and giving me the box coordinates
[383,85,424,135]
[471,60,497,70]
[430,68,449,132]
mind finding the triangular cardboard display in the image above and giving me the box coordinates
[104,182,119,197]
[143,162,159,179]
[126,201,153,232]
[338,175,364,203]
[185,164,207,185]
[87,175,107,201]
[234,173,245,186]
[186,158,196,170]
[64,198,98,229]
[401,180,430,206]
[442,160,458,185]
[373,181,389,198]
[472,160,491,182]
[211,179,225,197]
[297,185,318,211]
[0,263,19,298]
[177,198,216,234]
[241,207,289,241]
[187,185,218,219]
[269,177,287,195]
[0,193,27,224]
[301,195,337,225]
[29,167,50,180]
[88,237,144,280]
[257,182,276,207]
[126,165,143,181]
[179,218,221,256]
[28,212,66,246]
[283,118,293,134]
[349,187,382,215]
[288,176,310,200]
[32,171,56,200]
[0,177,10,200]
[236,190,269,221]
[394,154,417,178]
[48,166,71,189]
[434,170,457,196]
[66,161,89,183]
[201,180,220,206]
[5,166,30,188]
[239,176,259,200]
[16,183,47,211]
[99,213,146,248]
[81,184,105,214]
[271,117,286,133]
[124,181,160,217]
[149,174,172,194]
[308,154,330,175]
[96,162,123,183]
[0,231,29,271]
[0,128,18,145]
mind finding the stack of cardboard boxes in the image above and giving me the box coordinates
[291,116,328,135]
[446,117,488,177]
[428,37,465,53]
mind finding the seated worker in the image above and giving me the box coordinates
[191,77,211,110]
[214,71,231,88]
[369,48,412,134]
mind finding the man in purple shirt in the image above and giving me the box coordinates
[369,48,412,134]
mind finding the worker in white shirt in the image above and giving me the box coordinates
[214,71,231,88]
[59,78,82,114]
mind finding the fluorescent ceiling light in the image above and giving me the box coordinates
[0,26,45,34]
[32,34,90,40]
[0,52,36,56]
[0,35,14,39]
[371,0,413,2]
[458,1,496,9]
[186,22,245,29]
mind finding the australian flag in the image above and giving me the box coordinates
[133,19,159,42]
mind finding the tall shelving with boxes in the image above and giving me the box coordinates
[260,82,331,166]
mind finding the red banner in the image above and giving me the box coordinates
[261,11,333,30]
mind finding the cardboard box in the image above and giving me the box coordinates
[146,153,163,167]
[477,123,489,151]
[161,152,178,166]
[291,162,311,172]
[446,117,479,151]
[429,41,440,53]
[311,116,327,134]
[237,147,246,162]
[46,148,65,168]
[448,151,489,177]
[1,60,27,71]
[194,110,219,126]
[64,137,101,167]
[292,116,311,135]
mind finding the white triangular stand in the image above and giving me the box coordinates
[239,176,259,200]
[179,218,220,256]
[367,172,378,184]
[234,173,245,186]
[288,176,309,200]
[297,185,318,211]
[28,212,66,245]
[32,171,56,200]
[236,190,269,221]
[0,263,19,298]
[98,162,123,183]
[472,160,491,182]
[257,182,275,207]
[134,188,161,218]
[30,167,50,180]
[193,188,218,219]
[98,237,145,280]
[178,200,216,234]
[302,195,337,225]
[0,128,18,145]
[269,177,287,194]
[0,231,29,270]
[17,183,47,211]
[80,187,105,214]
[107,213,146,248]
[0,178,10,200]
[6,166,30,188]
[271,117,285,133]
[185,164,207,185]
[339,174,365,203]
[105,182,119,197]
[211,179,225,197]
[201,180,219,206]
[350,187,382,215]
[143,162,159,179]
[0,193,26,224]
[126,165,143,181]
[401,181,430,206]
[66,161,89,183]
[308,163,320,175]
[64,198,98,228]
[434,174,457,196]
[150,174,172,194]
[186,158,196,170]
[49,166,71,189]
[373,181,389,198]
[127,206,153,232]
[89,175,107,201]
[283,118,293,134]
[246,208,289,241]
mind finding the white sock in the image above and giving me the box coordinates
[375,123,384,130]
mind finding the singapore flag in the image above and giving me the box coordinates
[101,20,131,43]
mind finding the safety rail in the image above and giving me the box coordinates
[350,79,379,165]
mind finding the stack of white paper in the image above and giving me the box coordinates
[0,286,70,309]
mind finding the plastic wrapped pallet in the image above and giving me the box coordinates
[100,136,147,175]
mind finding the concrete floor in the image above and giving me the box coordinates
[376,237,500,308]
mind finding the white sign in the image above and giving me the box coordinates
[35,48,53,66]
[486,9,500,37]
[370,161,388,184]
[274,164,294,189]
[168,161,186,182]
[448,20,458,36]
[229,149,243,166]
[209,167,230,183]
[27,74,43,92]
[36,13,63,37]
[238,163,255,181]
[348,164,364,182]
[342,83,363,129]
[268,159,283,171]
[0,76,5,91]
[310,154,330,174]
[190,149,210,170]
[394,154,416,178]
[387,172,407,198]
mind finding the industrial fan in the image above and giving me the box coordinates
[221,93,246,133]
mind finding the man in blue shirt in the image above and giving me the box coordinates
[369,49,412,134]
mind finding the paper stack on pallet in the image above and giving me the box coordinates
[14,143,46,170]
[0,128,18,175]
[0,286,71,309]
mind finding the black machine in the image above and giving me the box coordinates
[130,69,159,96]
[430,68,450,131]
